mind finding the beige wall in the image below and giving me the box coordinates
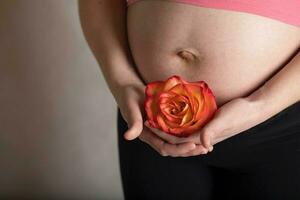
[0,0,123,199]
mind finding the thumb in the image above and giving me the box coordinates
[123,101,144,140]
[200,125,216,152]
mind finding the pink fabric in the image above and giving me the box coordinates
[127,0,300,28]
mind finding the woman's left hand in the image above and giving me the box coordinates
[145,96,267,157]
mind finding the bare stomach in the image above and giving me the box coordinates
[127,1,300,107]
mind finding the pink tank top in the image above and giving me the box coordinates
[127,0,300,28]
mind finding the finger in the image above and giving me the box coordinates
[144,120,199,144]
[144,121,181,144]
[139,130,166,155]
[163,142,196,157]
[124,100,143,140]
[139,128,196,157]
[200,128,213,149]
[179,144,209,157]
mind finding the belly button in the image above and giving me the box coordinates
[176,48,202,62]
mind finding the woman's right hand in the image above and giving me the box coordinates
[116,84,198,157]
[116,83,146,140]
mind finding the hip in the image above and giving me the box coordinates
[201,100,300,169]
[117,100,300,169]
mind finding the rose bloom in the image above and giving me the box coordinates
[145,75,218,137]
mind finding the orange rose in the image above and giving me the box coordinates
[145,75,217,137]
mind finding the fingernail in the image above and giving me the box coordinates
[208,146,214,152]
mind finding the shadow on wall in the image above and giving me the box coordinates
[0,0,123,199]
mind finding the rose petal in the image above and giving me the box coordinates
[163,75,183,91]
[156,114,170,133]
[185,84,205,120]
[180,108,193,126]
[168,85,217,136]
[191,81,207,88]
[145,76,218,137]
[168,84,195,115]
[145,81,164,97]
[202,86,218,116]
[180,87,217,134]
[145,97,160,128]
[182,84,197,120]
[160,106,182,124]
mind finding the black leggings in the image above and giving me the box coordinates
[117,100,300,200]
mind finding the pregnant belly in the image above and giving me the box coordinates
[127,1,300,106]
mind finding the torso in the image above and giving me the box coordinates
[126,1,300,107]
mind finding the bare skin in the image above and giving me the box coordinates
[127,1,300,107]
[79,0,300,157]
[126,1,300,156]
